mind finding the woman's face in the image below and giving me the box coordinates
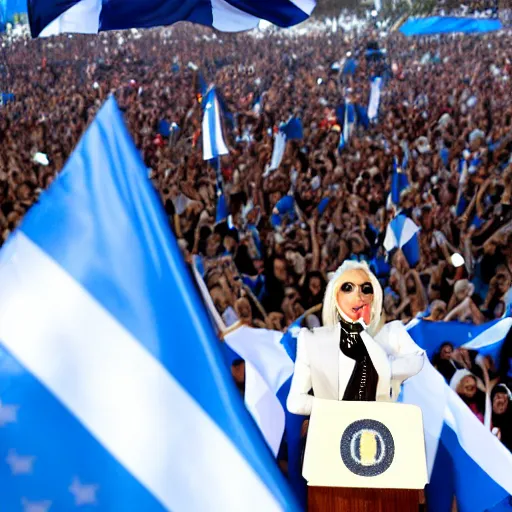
[309,276,322,297]
[493,392,509,415]
[440,343,453,360]
[336,269,374,324]
[458,376,477,399]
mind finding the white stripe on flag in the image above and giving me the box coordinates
[289,0,316,15]
[462,318,512,352]
[368,77,382,121]
[39,0,101,37]
[211,0,260,31]
[0,233,282,512]
[202,108,213,161]
[213,96,229,156]
[383,223,398,252]
[269,131,287,172]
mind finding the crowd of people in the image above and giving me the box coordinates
[1,12,511,457]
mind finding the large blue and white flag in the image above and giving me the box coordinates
[0,96,299,512]
[383,214,421,267]
[202,87,229,161]
[28,0,316,37]
[402,360,512,512]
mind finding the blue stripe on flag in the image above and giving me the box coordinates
[222,0,312,27]
[102,0,214,31]
[401,232,420,267]
[391,158,409,205]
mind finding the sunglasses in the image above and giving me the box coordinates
[340,282,374,295]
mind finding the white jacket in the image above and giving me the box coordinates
[286,320,425,416]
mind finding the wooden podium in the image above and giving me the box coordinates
[308,487,423,512]
[302,400,428,512]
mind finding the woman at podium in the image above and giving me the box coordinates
[287,260,425,415]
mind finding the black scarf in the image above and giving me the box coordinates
[339,317,378,402]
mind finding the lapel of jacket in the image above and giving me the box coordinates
[360,330,392,401]
[335,323,356,400]
[310,325,344,400]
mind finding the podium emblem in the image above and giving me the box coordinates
[340,419,395,477]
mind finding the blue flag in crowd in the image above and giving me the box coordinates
[342,57,357,75]
[403,317,512,512]
[281,117,303,141]
[202,87,229,161]
[28,0,316,37]
[0,92,15,106]
[216,190,229,224]
[391,156,410,205]
[383,214,420,267]
[0,96,299,512]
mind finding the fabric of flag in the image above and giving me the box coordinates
[407,317,512,363]
[367,77,382,121]
[383,214,420,267]
[267,130,287,173]
[399,16,502,37]
[343,101,355,145]
[342,57,357,76]
[202,87,229,161]
[28,0,316,37]
[354,104,370,130]
[391,156,410,205]
[0,92,15,106]
[224,326,295,457]
[402,359,512,512]
[0,96,299,512]
[271,195,296,228]
[281,118,303,141]
[158,119,171,137]
[216,191,229,224]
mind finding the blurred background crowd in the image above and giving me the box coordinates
[1,0,511,464]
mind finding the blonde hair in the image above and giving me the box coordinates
[322,260,384,336]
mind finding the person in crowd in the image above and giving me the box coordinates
[491,383,512,451]
[450,369,486,423]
